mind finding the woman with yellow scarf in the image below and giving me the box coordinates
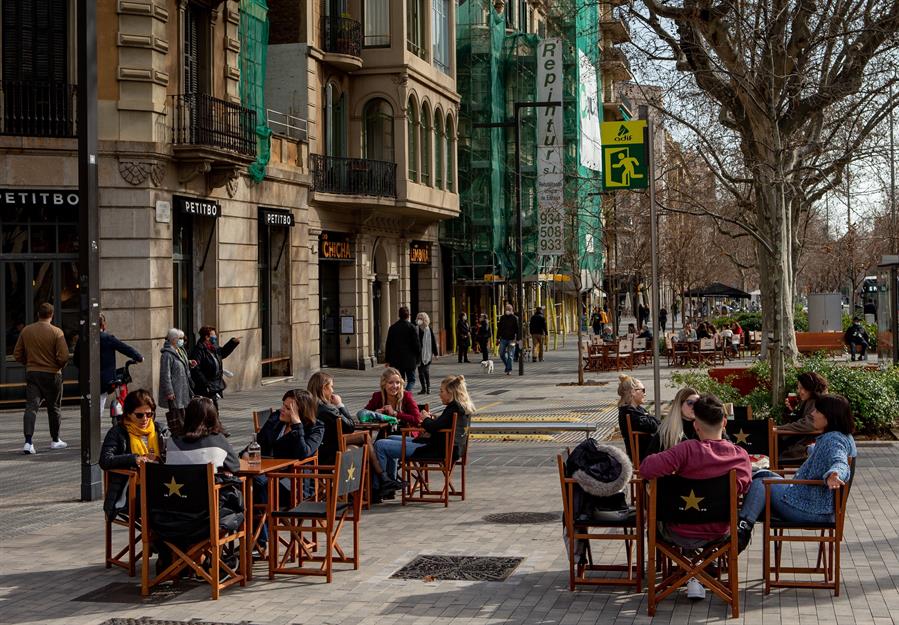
[100,389,169,520]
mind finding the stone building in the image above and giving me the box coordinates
[0,0,459,404]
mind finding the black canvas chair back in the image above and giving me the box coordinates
[726,418,771,456]
[145,463,211,543]
[655,473,732,526]
[337,446,365,498]
[733,405,752,420]
[253,408,273,433]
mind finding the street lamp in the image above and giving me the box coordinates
[475,100,561,376]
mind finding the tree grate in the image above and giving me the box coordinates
[73,581,203,605]
[483,511,561,524]
[391,554,523,582]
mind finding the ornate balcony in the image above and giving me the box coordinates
[600,16,630,44]
[310,154,396,198]
[600,47,633,82]
[320,15,363,71]
[0,80,76,138]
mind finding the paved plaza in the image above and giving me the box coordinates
[1,342,897,625]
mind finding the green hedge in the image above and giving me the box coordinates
[671,355,899,435]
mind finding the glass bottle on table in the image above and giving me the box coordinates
[247,434,262,468]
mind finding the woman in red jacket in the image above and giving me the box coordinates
[366,367,422,500]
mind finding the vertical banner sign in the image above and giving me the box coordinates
[578,50,602,172]
[537,38,564,256]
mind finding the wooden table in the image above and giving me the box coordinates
[236,457,303,580]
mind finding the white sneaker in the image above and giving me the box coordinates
[686,577,706,600]
[49,439,68,450]
[22,442,36,455]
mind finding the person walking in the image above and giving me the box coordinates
[475,313,492,362]
[529,307,548,363]
[190,325,241,408]
[659,307,668,333]
[497,304,520,375]
[416,312,439,394]
[158,328,193,435]
[456,312,471,363]
[590,307,603,337]
[14,302,70,454]
[384,306,421,391]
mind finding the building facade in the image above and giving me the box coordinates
[0,0,458,404]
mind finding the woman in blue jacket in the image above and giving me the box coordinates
[736,394,857,550]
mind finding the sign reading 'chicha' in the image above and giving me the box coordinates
[319,231,354,261]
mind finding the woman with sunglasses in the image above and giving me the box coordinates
[617,374,659,460]
[645,387,700,456]
[100,388,168,521]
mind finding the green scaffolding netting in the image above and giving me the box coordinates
[239,0,272,183]
[442,0,604,287]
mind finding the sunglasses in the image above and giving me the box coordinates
[132,411,155,418]
[684,399,697,406]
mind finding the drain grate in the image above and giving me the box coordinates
[483,511,561,524]
[73,581,202,605]
[98,619,255,625]
[391,555,523,582]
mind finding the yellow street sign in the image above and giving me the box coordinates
[601,120,648,189]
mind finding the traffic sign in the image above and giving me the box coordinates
[601,120,648,189]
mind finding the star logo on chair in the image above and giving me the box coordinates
[164,476,185,497]
[346,463,356,482]
[681,489,704,511]
[734,429,750,445]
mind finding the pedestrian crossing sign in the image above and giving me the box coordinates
[601,120,648,189]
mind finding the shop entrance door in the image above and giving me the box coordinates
[259,223,291,377]
[319,262,340,367]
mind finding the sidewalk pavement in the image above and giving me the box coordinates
[1,341,897,625]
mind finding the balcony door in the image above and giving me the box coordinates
[324,82,346,157]
[363,98,394,163]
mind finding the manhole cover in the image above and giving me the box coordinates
[483,511,561,524]
[73,581,201,605]
[391,555,523,582]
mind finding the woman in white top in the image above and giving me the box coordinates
[416,312,439,395]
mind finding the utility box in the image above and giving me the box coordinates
[808,293,843,332]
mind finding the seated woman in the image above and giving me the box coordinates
[364,367,423,428]
[617,374,660,461]
[644,387,699,456]
[100,388,168,521]
[777,372,829,463]
[373,375,474,498]
[737,394,857,551]
[307,372,400,493]
[166,397,240,473]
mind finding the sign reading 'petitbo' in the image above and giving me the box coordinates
[259,207,295,227]
[173,194,220,217]
[1,189,80,208]
[319,231,354,261]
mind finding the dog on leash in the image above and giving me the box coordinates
[480,359,495,374]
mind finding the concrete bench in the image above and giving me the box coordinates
[471,421,597,439]
[795,332,845,356]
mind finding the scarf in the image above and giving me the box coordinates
[124,418,159,457]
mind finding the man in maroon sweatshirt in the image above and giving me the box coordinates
[640,395,752,544]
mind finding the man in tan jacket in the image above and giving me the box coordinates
[14,302,70,454]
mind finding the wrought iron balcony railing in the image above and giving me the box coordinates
[171,93,256,157]
[321,15,363,58]
[0,80,77,138]
[310,154,397,197]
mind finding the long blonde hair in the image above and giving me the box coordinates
[658,387,698,451]
[617,374,642,407]
[307,371,334,405]
[380,367,404,411]
[441,374,476,415]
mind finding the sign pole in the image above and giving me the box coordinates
[640,106,662,420]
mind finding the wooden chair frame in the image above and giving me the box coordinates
[769,427,824,470]
[646,470,740,618]
[140,463,247,600]
[762,458,854,595]
[252,407,274,433]
[557,454,644,591]
[267,448,364,583]
[401,414,461,507]
[103,468,141,576]
[614,339,634,371]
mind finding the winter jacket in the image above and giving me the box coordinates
[529,312,548,336]
[364,390,422,427]
[843,323,869,346]
[618,405,661,459]
[411,400,470,462]
[316,401,356,465]
[419,326,439,366]
[190,338,239,398]
[779,400,818,433]
[497,313,520,341]
[74,330,144,390]
[255,410,325,461]
[456,319,471,348]
[475,320,492,342]
[384,319,421,372]
[779,431,857,517]
[100,421,170,520]
[158,343,192,410]
[167,433,240,474]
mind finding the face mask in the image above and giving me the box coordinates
[416,319,423,326]
[176,338,184,348]
[209,336,218,346]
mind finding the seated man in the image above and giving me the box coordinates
[843,317,870,361]
[678,322,697,341]
[639,395,752,600]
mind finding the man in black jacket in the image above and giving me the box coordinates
[384,306,421,390]
[497,304,519,375]
[844,316,870,361]
[529,307,548,363]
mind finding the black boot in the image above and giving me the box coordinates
[737,519,753,553]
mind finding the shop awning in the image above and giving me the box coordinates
[683,282,752,299]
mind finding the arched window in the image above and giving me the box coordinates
[407,97,419,181]
[420,104,431,186]
[324,82,346,157]
[446,115,455,192]
[363,98,394,162]
[434,109,444,189]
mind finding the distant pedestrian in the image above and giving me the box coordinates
[672,301,679,323]
[416,312,439,394]
[385,306,421,391]
[475,313,492,362]
[844,317,870,361]
[529,307,548,362]
[456,312,472,363]
[190,325,241,408]
[95,313,144,414]
[497,304,520,375]
[659,307,668,333]
[590,307,603,336]
[14,302,70,454]
[158,328,193,435]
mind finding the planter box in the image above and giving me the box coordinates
[709,367,761,396]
